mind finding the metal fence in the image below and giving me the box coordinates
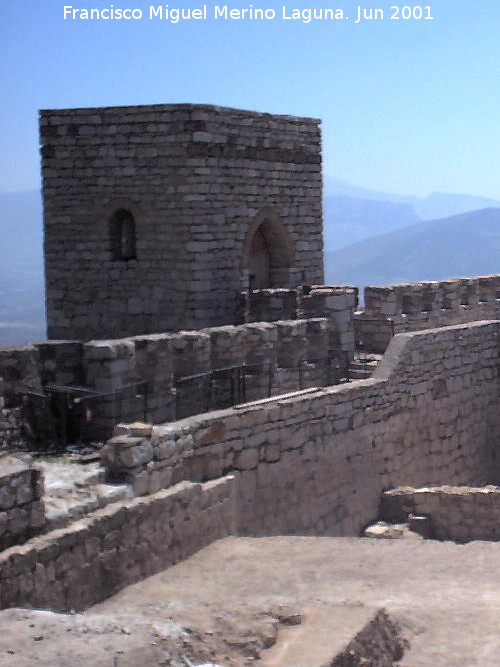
[19,349,351,450]
[173,349,350,419]
[20,382,147,452]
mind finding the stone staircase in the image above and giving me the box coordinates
[349,354,382,381]
[40,460,132,532]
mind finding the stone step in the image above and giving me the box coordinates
[40,460,133,532]
[349,354,382,381]
[350,360,378,371]
[349,367,374,380]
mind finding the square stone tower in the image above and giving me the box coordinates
[41,103,324,340]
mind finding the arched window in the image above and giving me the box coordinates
[110,209,136,261]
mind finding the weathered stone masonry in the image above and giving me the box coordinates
[0,455,44,551]
[1,320,498,611]
[356,274,500,352]
[42,104,324,340]
[3,98,500,620]
[0,475,234,611]
[382,485,500,543]
[0,301,356,445]
[102,321,499,535]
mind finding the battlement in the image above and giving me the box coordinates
[1,319,498,612]
[356,274,500,352]
[0,315,354,448]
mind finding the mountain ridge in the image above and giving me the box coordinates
[326,207,500,289]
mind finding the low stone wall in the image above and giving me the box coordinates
[0,475,234,612]
[0,378,24,450]
[0,456,45,550]
[1,320,498,613]
[102,320,500,536]
[381,485,500,542]
[357,275,500,352]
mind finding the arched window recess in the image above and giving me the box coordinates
[110,208,137,261]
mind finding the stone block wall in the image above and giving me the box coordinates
[243,289,299,323]
[381,486,500,543]
[101,320,500,536]
[42,103,323,340]
[0,456,45,550]
[36,341,84,387]
[0,379,23,451]
[0,475,234,612]
[0,407,23,451]
[0,346,41,408]
[302,287,357,356]
[240,286,357,358]
[1,319,340,445]
[357,275,500,352]
[1,320,499,613]
[0,343,84,409]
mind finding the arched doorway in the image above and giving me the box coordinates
[249,227,272,289]
[242,209,295,290]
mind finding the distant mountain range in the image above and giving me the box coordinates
[1,182,500,345]
[0,190,45,346]
[324,178,500,251]
[326,207,500,288]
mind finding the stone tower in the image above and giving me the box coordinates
[41,103,324,340]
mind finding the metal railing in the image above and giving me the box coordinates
[173,349,350,420]
[18,349,352,449]
[20,381,148,451]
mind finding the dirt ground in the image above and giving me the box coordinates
[2,535,500,666]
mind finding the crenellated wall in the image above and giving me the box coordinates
[240,286,357,357]
[0,316,350,445]
[1,319,499,612]
[356,274,500,352]
[102,320,500,532]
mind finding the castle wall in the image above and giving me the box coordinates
[0,456,45,550]
[102,320,500,535]
[0,318,342,444]
[1,320,498,612]
[240,286,357,358]
[0,476,234,612]
[0,379,23,450]
[41,104,323,340]
[382,486,500,543]
[357,275,500,352]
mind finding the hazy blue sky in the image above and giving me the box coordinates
[1,0,499,197]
